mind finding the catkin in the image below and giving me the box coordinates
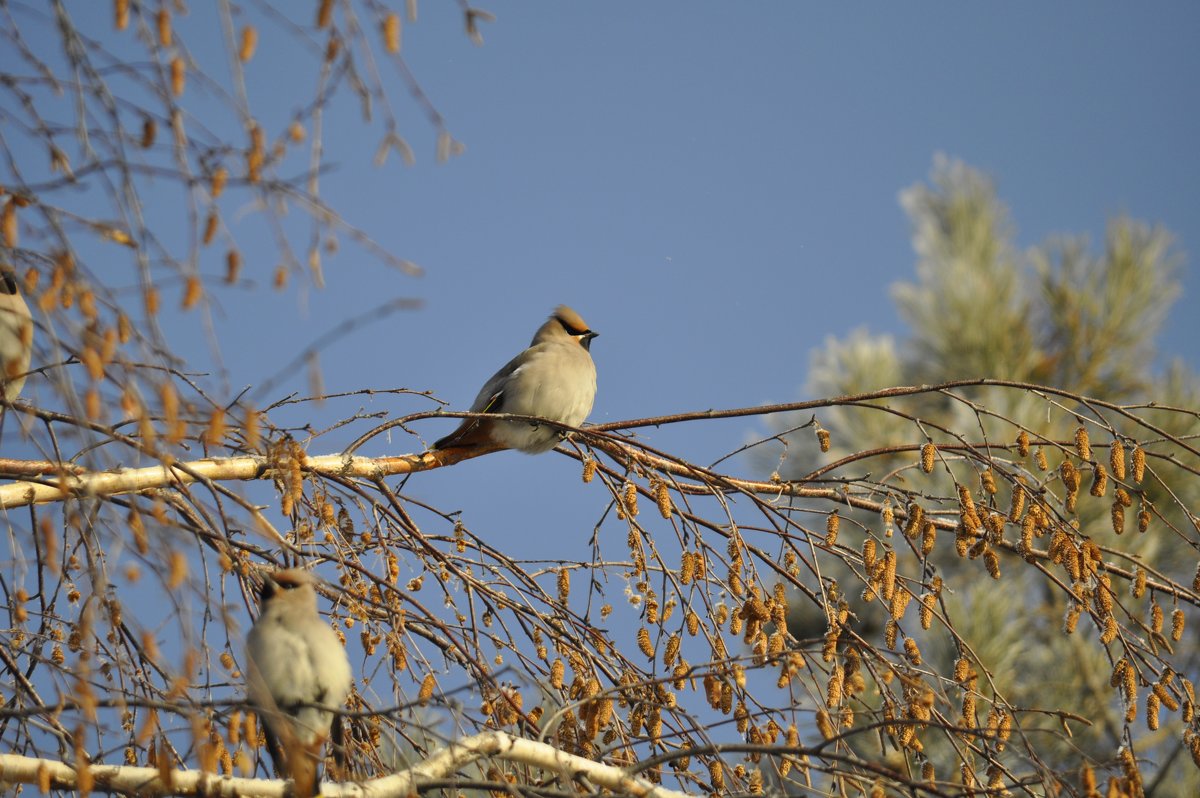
[826,511,840,546]
[170,56,186,96]
[815,710,835,740]
[383,13,401,52]
[903,503,924,539]
[980,468,997,495]
[1110,440,1126,479]
[157,7,172,45]
[655,480,673,518]
[826,665,843,708]
[418,673,435,703]
[984,550,1000,579]
[1008,482,1026,523]
[1111,502,1125,535]
[1132,568,1146,599]
[238,26,258,62]
[557,568,570,603]
[623,481,639,517]
[921,521,936,556]
[637,627,653,658]
[903,637,921,665]
[1074,425,1092,461]
[921,442,936,473]
[862,538,876,571]
[1131,444,1146,482]
[1147,692,1160,730]
[664,633,680,667]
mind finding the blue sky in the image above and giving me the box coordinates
[293,2,1200,419]
[8,3,1200,558]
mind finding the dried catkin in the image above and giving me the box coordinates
[1074,425,1092,461]
[826,511,840,546]
[921,442,936,473]
[1110,440,1126,480]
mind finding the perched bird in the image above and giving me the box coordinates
[0,266,32,403]
[245,568,352,797]
[433,305,598,454]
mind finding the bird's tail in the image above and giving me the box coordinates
[286,737,322,798]
[432,418,496,452]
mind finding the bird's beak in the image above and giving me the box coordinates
[582,331,598,351]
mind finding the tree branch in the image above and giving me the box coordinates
[0,732,691,798]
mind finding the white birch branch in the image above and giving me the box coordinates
[0,732,692,798]
[0,452,431,509]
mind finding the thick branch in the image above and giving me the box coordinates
[0,451,438,509]
[0,732,691,798]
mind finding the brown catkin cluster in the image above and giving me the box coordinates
[826,511,840,546]
[921,442,936,473]
[904,502,924,539]
[654,480,673,518]
[1074,425,1092,461]
[1131,444,1146,482]
[980,468,997,495]
[557,568,570,604]
[623,481,639,517]
[637,627,653,658]
[1008,481,1027,523]
[921,521,936,556]
[1059,460,1080,512]
[1110,439,1126,479]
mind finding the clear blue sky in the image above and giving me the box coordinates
[9,3,1200,557]
[254,2,1200,424]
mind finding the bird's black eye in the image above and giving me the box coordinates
[278,580,300,590]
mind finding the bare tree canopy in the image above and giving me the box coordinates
[1,6,1198,798]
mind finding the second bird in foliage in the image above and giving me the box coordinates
[433,305,598,454]
[244,568,352,798]
[0,266,32,403]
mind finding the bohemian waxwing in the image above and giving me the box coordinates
[433,305,598,454]
[245,568,352,797]
[0,266,32,403]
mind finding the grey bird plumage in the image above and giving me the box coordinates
[245,568,352,796]
[433,305,598,454]
[0,266,32,403]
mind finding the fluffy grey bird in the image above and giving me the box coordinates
[433,305,598,454]
[0,266,32,403]
[245,568,352,797]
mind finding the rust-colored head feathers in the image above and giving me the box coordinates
[552,305,591,336]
